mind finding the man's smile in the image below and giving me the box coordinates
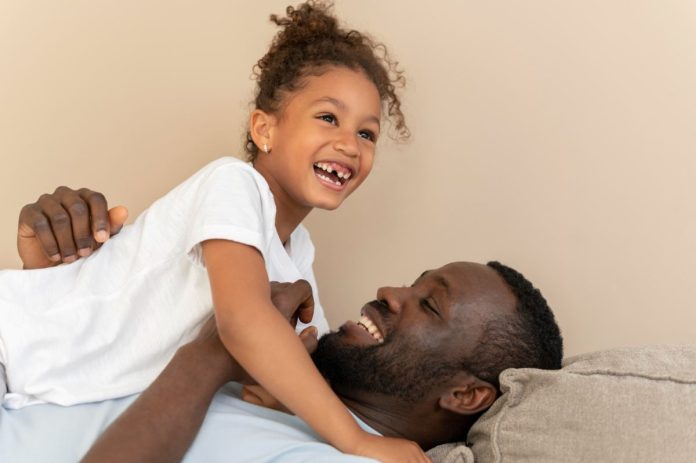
[357,299,389,344]
[357,311,385,343]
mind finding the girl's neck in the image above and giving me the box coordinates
[253,162,312,244]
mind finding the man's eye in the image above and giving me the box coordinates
[420,298,439,316]
[317,114,337,124]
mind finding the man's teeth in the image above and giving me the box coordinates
[315,163,352,180]
[358,315,384,343]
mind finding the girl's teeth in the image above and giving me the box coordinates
[317,172,342,187]
[315,162,351,181]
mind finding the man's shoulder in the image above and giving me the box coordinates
[189,386,379,462]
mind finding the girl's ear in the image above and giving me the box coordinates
[248,109,277,152]
[438,374,497,416]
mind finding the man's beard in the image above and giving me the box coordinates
[312,327,462,403]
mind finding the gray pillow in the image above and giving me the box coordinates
[467,345,696,463]
[426,442,474,463]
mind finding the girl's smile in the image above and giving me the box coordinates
[313,160,354,191]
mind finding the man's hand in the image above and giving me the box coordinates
[18,186,128,269]
[270,279,315,328]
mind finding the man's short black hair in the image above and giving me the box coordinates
[463,261,564,391]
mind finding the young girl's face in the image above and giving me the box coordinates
[256,66,381,212]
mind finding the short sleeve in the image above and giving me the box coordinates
[184,161,274,266]
[290,225,330,335]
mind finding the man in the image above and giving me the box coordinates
[2,189,563,462]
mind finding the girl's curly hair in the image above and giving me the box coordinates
[245,1,409,161]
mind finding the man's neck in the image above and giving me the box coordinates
[337,390,469,450]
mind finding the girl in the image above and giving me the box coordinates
[1,2,428,461]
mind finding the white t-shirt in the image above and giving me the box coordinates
[0,157,329,409]
[0,384,380,463]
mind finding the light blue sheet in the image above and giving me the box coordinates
[0,383,379,462]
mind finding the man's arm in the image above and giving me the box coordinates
[81,320,236,463]
[81,281,318,463]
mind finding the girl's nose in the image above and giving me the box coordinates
[376,286,404,314]
[333,132,359,158]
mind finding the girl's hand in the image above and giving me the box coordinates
[350,433,431,463]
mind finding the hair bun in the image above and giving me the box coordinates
[270,1,340,48]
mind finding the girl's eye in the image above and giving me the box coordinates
[318,114,337,124]
[358,130,376,142]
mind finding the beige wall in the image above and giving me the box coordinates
[2,1,695,356]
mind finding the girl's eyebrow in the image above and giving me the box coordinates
[312,96,380,127]
[312,96,345,109]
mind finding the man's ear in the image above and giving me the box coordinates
[248,109,277,152]
[438,373,497,415]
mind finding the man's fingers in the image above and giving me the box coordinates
[269,281,292,297]
[77,188,110,243]
[56,187,94,256]
[37,194,78,263]
[270,280,315,324]
[108,206,128,235]
[241,385,288,413]
[299,326,318,354]
[18,204,61,262]
[240,386,265,407]
[297,303,314,324]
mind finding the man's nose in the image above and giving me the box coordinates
[376,286,405,314]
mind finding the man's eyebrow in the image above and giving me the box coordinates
[312,96,380,127]
[417,271,451,295]
[433,275,451,297]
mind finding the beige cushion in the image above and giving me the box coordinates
[427,442,474,463]
[465,345,696,463]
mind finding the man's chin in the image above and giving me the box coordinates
[313,328,461,404]
[311,329,387,392]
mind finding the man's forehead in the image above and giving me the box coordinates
[418,262,488,289]
[420,262,516,312]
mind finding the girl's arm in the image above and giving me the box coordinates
[203,239,430,463]
[202,239,366,450]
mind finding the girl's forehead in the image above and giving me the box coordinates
[289,67,379,100]
[279,68,382,117]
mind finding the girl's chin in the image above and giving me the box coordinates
[313,199,343,211]
[307,190,351,211]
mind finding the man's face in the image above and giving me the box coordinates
[312,262,517,402]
